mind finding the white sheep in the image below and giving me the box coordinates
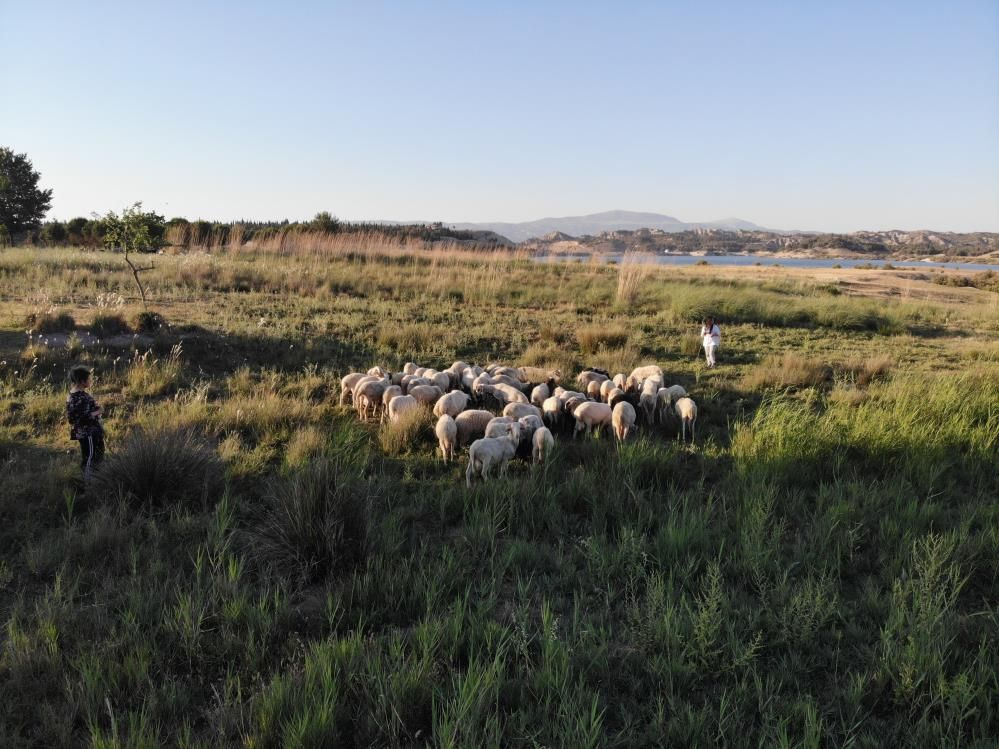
[367,365,389,377]
[638,390,657,426]
[517,366,562,385]
[403,362,419,375]
[354,377,389,420]
[612,401,637,442]
[387,393,419,423]
[466,423,521,488]
[607,387,627,409]
[430,371,451,393]
[380,385,403,422]
[455,409,496,447]
[655,385,687,424]
[532,426,554,464]
[674,397,697,442]
[599,379,615,402]
[573,401,613,438]
[433,390,470,419]
[485,416,516,438]
[435,414,458,462]
[586,380,603,400]
[503,402,543,421]
[629,364,663,382]
[408,384,443,406]
[576,370,609,389]
[530,383,550,407]
[612,373,627,390]
[483,383,530,406]
[541,396,562,429]
[338,372,365,406]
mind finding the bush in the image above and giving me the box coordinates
[252,458,371,583]
[133,311,165,332]
[26,311,75,333]
[91,427,224,508]
[89,313,130,337]
[576,323,629,354]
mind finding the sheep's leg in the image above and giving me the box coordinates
[465,458,475,488]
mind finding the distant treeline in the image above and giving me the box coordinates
[23,211,509,251]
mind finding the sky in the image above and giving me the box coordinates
[3,1,998,232]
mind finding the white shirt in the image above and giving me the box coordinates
[702,324,720,347]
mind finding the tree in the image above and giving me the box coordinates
[311,211,341,233]
[42,220,67,244]
[0,147,53,237]
[102,203,166,310]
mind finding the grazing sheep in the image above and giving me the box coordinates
[401,375,431,393]
[563,395,588,417]
[391,371,406,386]
[429,371,451,393]
[435,414,458,462]
[338,372,365,406]
[354,378,389,420]
[586,380,603,400]
[542,396,562,428]
[517,366,562,385]
[491,365,524,381]
[485,416,517,438]
[532,426,554,464]
[367,366,389,377]
[577,370,609,389]
[655,385,687,423]
[461,368,480,392]
[409,384,443,406]
[573,401,613,438]
[518,415,543,451]
[466,423,521,488]
[447,361,470,389]
[380,385,403,421]
[555,389,585,405]
[433,390,470,419]
[607,387,627,409]
[599,379,615,402]
[455,410,496,447]
[638,390,657,426]
[471,373,494,395]
[612,401,637,442]
[674,397,697,442]
[503,402,543,421]
[629,364,664,382]
[403,362,419,375]
[530,383,550,407]
[612,373,627,390]
[387,394,419,423]
[484,383,530,405]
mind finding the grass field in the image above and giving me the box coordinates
[1,240,997,747]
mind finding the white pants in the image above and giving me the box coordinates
[704,342,718,366]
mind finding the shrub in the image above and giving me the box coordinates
[742,352,832,390]
[26,311,75,333]
[252,458,371,583]
[90,313,130,337]
[379,405,432,456]
[91,426,224,508]
[576,324,629,354]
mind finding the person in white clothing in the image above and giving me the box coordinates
[701,317,720,367]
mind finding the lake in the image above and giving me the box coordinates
[534,253,997,272]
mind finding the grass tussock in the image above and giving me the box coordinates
[742,352,832,390]
[379,405,432,456]
[91,426,224,508]
[252,458,371,583]
[377,322,436,354]
[576,323,629,354]
[26,310,75,333]
[89,313,131,337]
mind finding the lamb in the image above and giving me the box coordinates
[387,394,419,423]
[532,426,554,464]
[530,383,550,407]
[655,385,687,423]
[612,401,637,442]
[354,378,389,420]
[485,416,516,438]
[573,401,613,438]
[629,364,663,382]
[586,380,603,400]
[338,372,365,406]
[607,387,627,409]
[576,369,609,389]
[517,366,562,385]
[599,379,615,402]
[455,410,496,447]
[429,371,451,393]
[433,390,470,419]
[408,384,443,406]
[465,423,521,488]
[638,390,658,426]
[542,396,562,429]
[674,397,697,442]
[612,373,627,390]
[435,414,458,462]
[502,402,543,421]
[380,385,403,422]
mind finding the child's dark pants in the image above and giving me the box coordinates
[78,435,105,478]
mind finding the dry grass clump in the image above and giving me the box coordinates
[615,253,654,306]
[133,311,166,333]
[252,458,371,583]
[125,344,184,398]
[284,426,327,469]
[585,344,643,376]
[379,406,432,456]
[26,310,75,333]
[576,323,629,354]
[742,352,832,390]
[89,313,131,337]
[840,355,893,387]
[91,426,224,508]
[376,322,436,354]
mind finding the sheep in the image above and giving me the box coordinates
[612,373,627,390]
[483,383,530,406]
[573,401,613,438]
[629,364,664,382]
[541,396,562,429]
[556,389,586,405]
[655,385,687,423]
[430,371,451,393]
[471,372,494,395]
[485,416,516,438]
[517,366,562,385]
[435,414,458,462]
[433,390,470,419]
[503,402,543,421]
[577,370,609,389]
[354,378,389,420]
[390,371,406,386]
[532,426,554,464]
[599,379,615,402]
[408,384,443,406]
[380,385,403,421]
[638,390,657,426]
[401,375,431,393]
[607,387,627,409]
[367,365,389,377]
[447,361,470,389]
[387,394,419,423]
[612,401,637,442]
[338,372,365,406]
[563,395,588,417]
[461,368,480,392]
[518,414,543,447]
[455,410,496,447]
[403,362,419,375]
[674,397,697,442]
[465,423,521,488]
[530,383,550,407]
[491,365,524,381]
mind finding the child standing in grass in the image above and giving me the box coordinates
[701,317,721,367]
[67,365,104,479]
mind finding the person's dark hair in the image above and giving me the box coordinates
[69,365,92,387]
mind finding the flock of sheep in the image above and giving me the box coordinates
[338,361,697,488]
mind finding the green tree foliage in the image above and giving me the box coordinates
[102,202,166,309]
[311,211,342,233]
[0,147,53,237]
[41,220,67,244]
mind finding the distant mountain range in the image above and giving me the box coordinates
[446,210,772,243]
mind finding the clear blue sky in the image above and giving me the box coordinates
[3,1,998,232]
